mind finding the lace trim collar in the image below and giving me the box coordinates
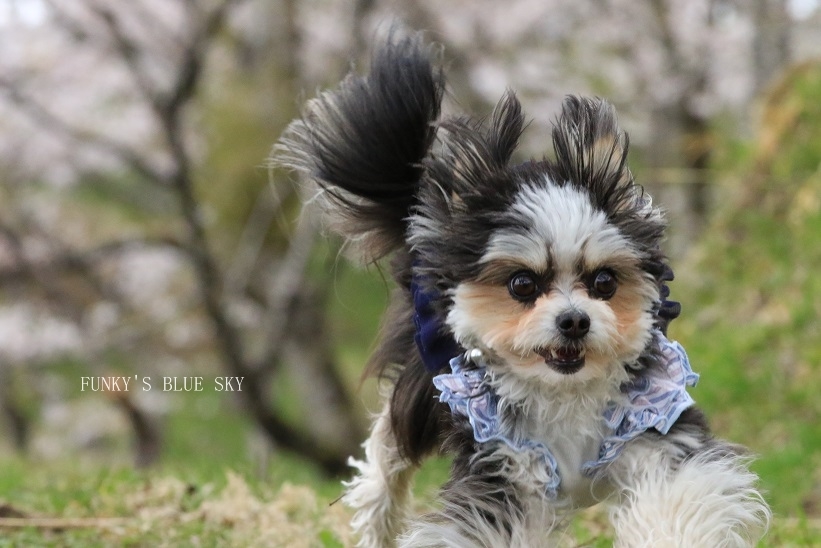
[432,335,698,498]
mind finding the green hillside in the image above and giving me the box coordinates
[673,61,821,519]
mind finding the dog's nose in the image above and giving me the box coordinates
[556,310,590,340]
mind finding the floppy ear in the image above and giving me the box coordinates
[424,90,525,205]
[552,96,635,212]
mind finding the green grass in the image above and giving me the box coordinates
[666,61,821,535]
[0,457,816,546]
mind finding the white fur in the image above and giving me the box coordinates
[446,183,659,387]
[490,367,626,505]
[399,442,570,547]
[608,438,771,547]
[379,372,622,547]
[482,183,640,275]
[343,403,417,548]
[399,500,561,548]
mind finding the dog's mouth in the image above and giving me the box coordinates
[536,346,586,374]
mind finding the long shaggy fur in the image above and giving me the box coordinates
[276,31,444,262]
[274,30,770,547]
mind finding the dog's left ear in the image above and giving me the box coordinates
[552,96,637,214]
[553,96,666,258]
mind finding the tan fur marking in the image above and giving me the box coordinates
[450,271,658,381]
[454,283,523,351]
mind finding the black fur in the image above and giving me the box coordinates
[552,96,666,259]
[410,93,668,312]
[436,418,524,543]
[411,91,529,300]
[278,32,674,463]
[277,30,445,261]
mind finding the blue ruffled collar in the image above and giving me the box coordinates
[432,335,698,499]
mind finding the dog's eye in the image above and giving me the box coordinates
[508,271,539,301]
[591,269,617,300]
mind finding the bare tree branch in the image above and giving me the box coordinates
[224,182,294,297]
[86,4,163,109]
[40,0,93,43]
[0,232,185,276]
[143,0,351,474]
[256,203,318,373]
[0,77,168,185]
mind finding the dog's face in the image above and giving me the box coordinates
[447,181,660,384]
[411,94,666,385]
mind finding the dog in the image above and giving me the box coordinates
[275,31,770,547]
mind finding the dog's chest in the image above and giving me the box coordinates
[518,405,613,507]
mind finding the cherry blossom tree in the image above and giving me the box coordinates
[0,0,364,474]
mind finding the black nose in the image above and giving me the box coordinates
[556,310,590,340]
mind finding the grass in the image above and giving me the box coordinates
[0,461,351,547]
[0,458,817,546]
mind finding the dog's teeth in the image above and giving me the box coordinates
[579,348,586,358]
[549,349,558,360]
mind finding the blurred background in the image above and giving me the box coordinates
[0,0,820,542]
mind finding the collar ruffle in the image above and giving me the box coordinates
[432,335,698,498]
[433,358,562,496]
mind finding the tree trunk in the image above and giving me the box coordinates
[753,0,792,95]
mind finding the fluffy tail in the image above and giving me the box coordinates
[274,31,445,261]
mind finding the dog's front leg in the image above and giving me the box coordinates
[398,451,563,548]
[343,400,417,548]
[398,478,526,548]
[608,436,770,547]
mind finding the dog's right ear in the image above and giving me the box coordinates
[424,90,525,207]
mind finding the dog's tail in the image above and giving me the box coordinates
[274,31,444,262]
